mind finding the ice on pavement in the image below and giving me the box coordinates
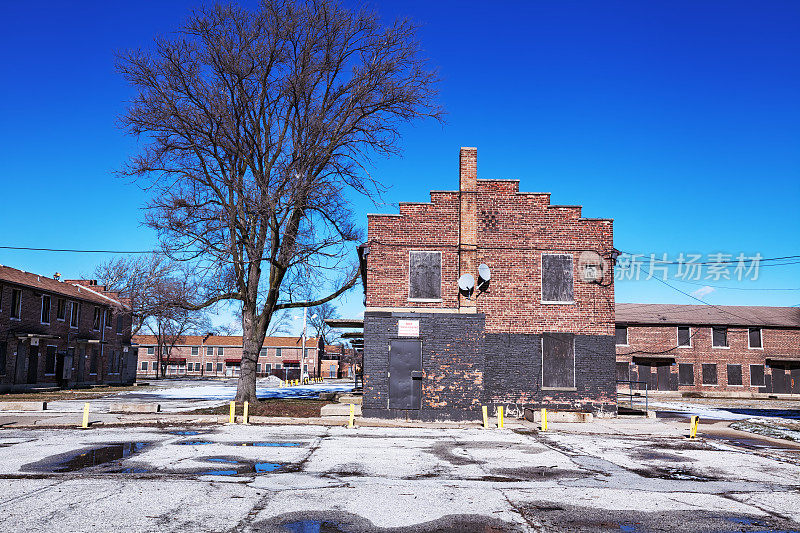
[135,383,354,401]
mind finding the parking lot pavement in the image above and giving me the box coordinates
[1,420,800,532]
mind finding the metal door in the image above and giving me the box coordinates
[27,345,39,384]
[656,364,671,391]
[76,349,85,383]
[15,344,27,384]
[792,367,800,394]
[388,339,422,410]
[772,366,788,394]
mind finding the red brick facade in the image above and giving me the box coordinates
[0,266,134,390]
[133,335,324,380]
[366,149,615,335]
[616,319,800,394]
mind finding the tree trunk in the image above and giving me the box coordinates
[235,304,266,403]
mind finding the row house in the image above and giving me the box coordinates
[361,147,617,420]
[615,303,800,394]
[0,265,135,391]
[133,335,322,380]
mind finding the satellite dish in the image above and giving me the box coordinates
[477,264,491,292]
[458,273,475,298]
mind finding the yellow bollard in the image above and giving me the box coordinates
[690,415,700,438]
[80,402,90,429]
[229,401,236,424]
[541,408,548,432]
[482,406,489,429]
[497,406,504,428]
[243,401,250,425]
[348,403,355,428]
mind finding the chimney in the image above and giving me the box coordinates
[459,147,478,312]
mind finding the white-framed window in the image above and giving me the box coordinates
[191,346,199,356]
[264,363,272,374]
[541,254,574,304]
[677,326,691,347]
[41,295,51,324]
[56,298,66,321]
[206,346,213,355]
[408,250,442,301]
[256,363,262,373]
[748,328,763,349]
[260,348,268,357]
[105,308,112,328]
[712,327,728,348]
[216,362,223,372]
[217,347,224,356]
[206,362,213,372]
[750,364,765,387]
[276,348,282,357]
[147,346,155,355]
[92,306,101,330]
[727,364,743,386]
[141,361,148,371]
[615,326,628,346]
[701,363,717,385]
[70,301,79,328]
[10,288,22,319]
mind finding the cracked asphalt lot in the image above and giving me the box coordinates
[1,420,800,532]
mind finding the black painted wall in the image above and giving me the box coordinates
[363,311,617,420]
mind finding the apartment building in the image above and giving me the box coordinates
[615,303,800,394]
[0,265,134,390]
[133,334,321,380]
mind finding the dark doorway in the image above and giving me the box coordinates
[793,367,800,394]
[771,365,788,394]
[76,348,85,383]
[15,343,27,384]
[27,344,39,384]
[656,364,673,391]
[55,351,66,387]
[388,339,422,410]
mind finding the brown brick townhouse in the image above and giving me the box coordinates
[361,147,617,420]
[615,303,800,394]
[0,265,135,391]
[133,334,345,380]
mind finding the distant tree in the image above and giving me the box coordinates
[116,0,442,401]
[94,254,210,378]
[307,302,341,345]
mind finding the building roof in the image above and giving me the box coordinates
[0,264,126,308]
[616,303,800,328]
[132,335,319,347]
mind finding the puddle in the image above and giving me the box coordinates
[167,430,205,436]
[704,433,798,451]
[196,457,282,476]
[175,440,301,447]
[41,442,150,473]
[280,520,348,533]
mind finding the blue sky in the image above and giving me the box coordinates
[1,1,798,333]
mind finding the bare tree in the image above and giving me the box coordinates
[116,0,442,401]
[307,302,340,345]
[95,254,212,378]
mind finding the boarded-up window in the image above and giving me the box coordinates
[616,362,630,382]
[615,326,628,346]
[702,364,717,385]
[409,251,441,300]
[677,327,691,347]
[541,254,573,302]
[750,365,765,387]
[712,327,728,347]
[727,364,742,386]
[678,363,694,385]
[748,328,762,348]
[45,346,57,375]
[542,333,575,388]
[90,349,99,374]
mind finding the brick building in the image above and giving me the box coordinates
[615,303,800,394]
[361,147,617,420]
[0,265,135,391]
[133,334,325,381]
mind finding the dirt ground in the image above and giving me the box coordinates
[0,385,149,402]
[191,398,334,418]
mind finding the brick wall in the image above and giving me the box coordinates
[616,325,800,392]
[484,333,616,415]
[363,311,486,421]
[0,281,133,388]
[366,147,615,336]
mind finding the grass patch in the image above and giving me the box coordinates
[191,398,333,418]
[0,385,149,402]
